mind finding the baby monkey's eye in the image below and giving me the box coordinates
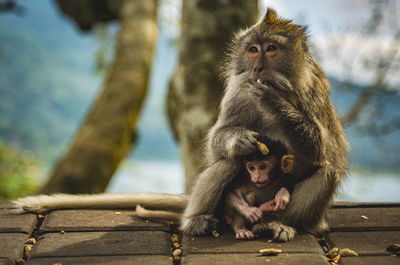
[247,165,256,171]
[249,46,259,53]
[266,45,277,52]
[259,165,267,170]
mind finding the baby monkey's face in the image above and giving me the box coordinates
[245,157,278,188]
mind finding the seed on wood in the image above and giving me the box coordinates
[212,229,220,237]
[171,234,179,243]
[326,247,339,258]
[25,238,36,245]
[24,244,32,257]
[326,254,340,264]
[172,248,182,257]
[339,248,358,257]
[172,242,180,249]
[259,248,282,256]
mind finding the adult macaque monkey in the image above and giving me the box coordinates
[225,150,294,240]
[181,9,348,241]
[13,9,347,243]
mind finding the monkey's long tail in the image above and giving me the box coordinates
[12,193,188,214]
[135,205,181,222]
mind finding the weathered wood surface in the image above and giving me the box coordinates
[0,202,399,265]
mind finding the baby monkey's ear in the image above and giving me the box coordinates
[281,155,295,174]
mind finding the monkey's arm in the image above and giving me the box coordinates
[249,80,324,161]
[206,94,260,161]
[226,189,262,224]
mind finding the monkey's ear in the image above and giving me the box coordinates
[281,155,295,174]
[263,8,279,25]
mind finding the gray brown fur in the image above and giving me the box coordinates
[181,9,348,239]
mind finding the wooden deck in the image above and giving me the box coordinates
[0,202,399,265]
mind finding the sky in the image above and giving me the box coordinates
[261,0,400,88]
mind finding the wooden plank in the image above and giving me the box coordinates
[182,254,330,265]
[0,209,37,234]
[40,209,169,232]
[31,231,170,257]
[0,204,16,210]
[0,233,29,260]
[327,207,400,231]
[332,202,400,208]
[0,258,14,265]
[26,255,172,265]
[325,231,400,256]
[339,256,400,265]
[183,231,324,255]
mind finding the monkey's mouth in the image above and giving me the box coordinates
[254,180,270,187]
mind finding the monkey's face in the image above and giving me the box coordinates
[246,40,282,83]
[226,9,308,86]
[245,158,278,188]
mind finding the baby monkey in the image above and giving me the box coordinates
[224,142,294,240]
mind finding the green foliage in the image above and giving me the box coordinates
[0,142,39,201]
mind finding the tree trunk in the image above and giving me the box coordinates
[168,0,258,192]
[40,0,158,194]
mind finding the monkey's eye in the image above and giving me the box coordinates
[247,165,256,171]
[259,164,267,170]
[266,45,277,52]
[249,46,259,53]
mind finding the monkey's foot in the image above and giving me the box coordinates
[252,221,296,242]
[267,221,296,242]
[180,214,219,235]
[252,222,268,235]
[235,229,255,240]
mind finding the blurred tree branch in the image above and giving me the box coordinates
[336,0,400,134]
[40,0,158,193]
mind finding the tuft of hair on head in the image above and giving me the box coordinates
[261,8,306,35]
[262,8,280,25]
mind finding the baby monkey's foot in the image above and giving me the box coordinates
[235,228,255,240]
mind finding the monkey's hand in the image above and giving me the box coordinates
[227,129,259,158]
[273,187,290,211]
[247,79,277,100]
[241,206,263,224]
[259,200,276,212]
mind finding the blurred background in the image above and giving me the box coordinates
[0,0,399,202]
